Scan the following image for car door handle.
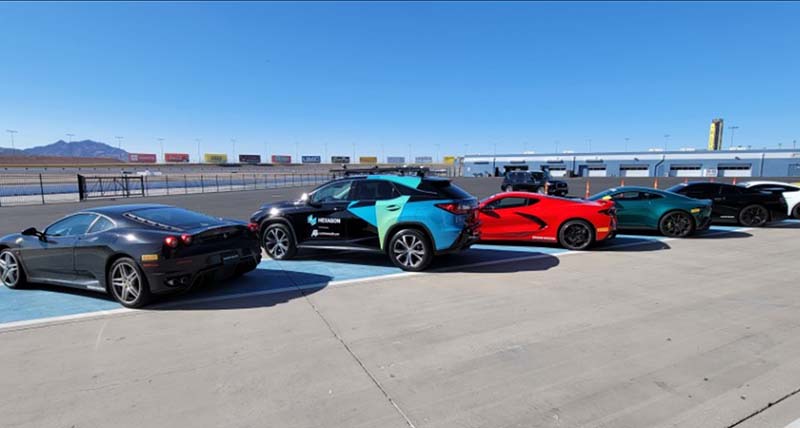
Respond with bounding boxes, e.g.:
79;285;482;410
386;205;401;212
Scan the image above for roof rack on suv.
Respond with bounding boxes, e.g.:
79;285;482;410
330;165;431;178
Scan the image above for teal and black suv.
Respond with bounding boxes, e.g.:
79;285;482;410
250;169;479;271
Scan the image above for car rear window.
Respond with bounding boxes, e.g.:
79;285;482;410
418;179;473;200
125;207;223;230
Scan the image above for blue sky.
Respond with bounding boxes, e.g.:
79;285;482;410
1;1;798;159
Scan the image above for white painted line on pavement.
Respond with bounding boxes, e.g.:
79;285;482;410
0;227;751;332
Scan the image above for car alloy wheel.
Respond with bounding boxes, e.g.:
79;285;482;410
393;234;425;268
559;220;593;251
0;250;21;288
389;229;432;271
793;204;800;219
110;261;142;306
739;204;769;227
660;211;694;238
263;224;295;260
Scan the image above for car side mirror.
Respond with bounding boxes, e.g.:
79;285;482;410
22;227;44;240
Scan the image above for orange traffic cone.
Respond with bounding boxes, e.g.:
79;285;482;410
732;177;737;185
653;177;659;189
584;180;591;198
684;177;688;184
620;178;625;187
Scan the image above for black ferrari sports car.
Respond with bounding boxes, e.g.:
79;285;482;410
666;182;787;227
0;204;261;308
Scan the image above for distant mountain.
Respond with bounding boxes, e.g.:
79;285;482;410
0;147;23;156
0;140;128;161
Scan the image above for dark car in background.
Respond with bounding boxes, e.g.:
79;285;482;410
251;174;479;271
666;182;787;227
0;204;261;308
501;170;569;196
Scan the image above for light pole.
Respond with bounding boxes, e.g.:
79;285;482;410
663;134;671;151
66;133;75;143
728;126;739;148
380;144;385;163
159;138;166;160
195;138;201;163
115;136;123;150
5;129;17;149
554;140;559;153
295;141;299;162
624;137;630;152
230;139;236;161
263;141;268;162
353;143;357;163
586;139;592;153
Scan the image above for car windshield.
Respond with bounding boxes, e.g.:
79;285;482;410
125;207;223;230
665;184;686;193
586;190;613;201
310;180;353;203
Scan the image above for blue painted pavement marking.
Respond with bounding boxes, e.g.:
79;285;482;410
0;224;754;325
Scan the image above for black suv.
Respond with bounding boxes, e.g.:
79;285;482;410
250;175;479;271
501;171;569;196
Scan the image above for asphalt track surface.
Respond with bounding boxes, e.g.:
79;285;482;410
2;180;800;427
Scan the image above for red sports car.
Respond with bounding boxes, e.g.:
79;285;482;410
477;192;617;250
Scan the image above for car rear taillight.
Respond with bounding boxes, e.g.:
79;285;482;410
164;236;179;248
180;234;193;245
435;202;474;215
248;222;259;234
598;208;616;216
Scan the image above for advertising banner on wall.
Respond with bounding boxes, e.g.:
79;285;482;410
164;153;190;163
386;156;405;164
271;155;292;164
331;156;351;164
128;153;157;163
301;155;321;164
415;156;433;164
204;153;228;164
359;156;378;164
443;156;456;164
239;154;262;164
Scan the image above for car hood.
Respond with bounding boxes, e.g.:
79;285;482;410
257;199;311;215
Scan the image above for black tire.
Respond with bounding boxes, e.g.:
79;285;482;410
658;211;695;238
234;260;259;278
0;249;26;289
108;257;151;308
388;229;433;272
558;220;595;251
262;223;297;260
500;185;508;192
738;204;769;227
792;204;800;219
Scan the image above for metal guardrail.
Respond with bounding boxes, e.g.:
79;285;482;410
0;172;337;207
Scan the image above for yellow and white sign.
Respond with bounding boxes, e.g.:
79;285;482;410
204;153;228;164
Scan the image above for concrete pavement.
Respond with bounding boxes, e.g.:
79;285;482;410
2;223;799;427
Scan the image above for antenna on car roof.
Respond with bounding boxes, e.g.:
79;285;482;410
329;165;431;178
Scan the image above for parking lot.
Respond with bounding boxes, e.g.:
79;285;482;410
1;183;799;428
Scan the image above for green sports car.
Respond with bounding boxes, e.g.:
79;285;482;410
588;186;713;237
